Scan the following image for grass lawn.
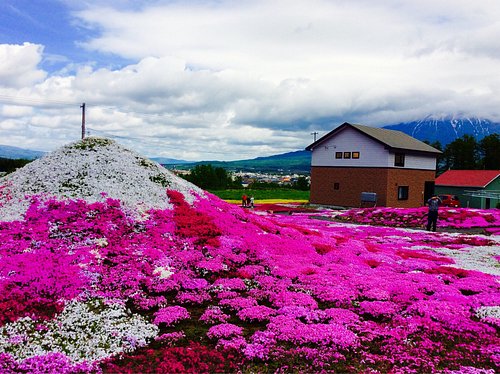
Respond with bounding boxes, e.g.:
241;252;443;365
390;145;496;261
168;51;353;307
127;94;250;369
208;189;310;203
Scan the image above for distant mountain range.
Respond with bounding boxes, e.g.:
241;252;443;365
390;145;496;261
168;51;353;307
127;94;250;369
2;116;498;173
382;116;499;146
0;145;46;160
165;150;311;174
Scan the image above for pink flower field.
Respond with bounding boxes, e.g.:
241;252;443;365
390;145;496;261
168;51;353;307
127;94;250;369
0;138;499;373
337;207;500;235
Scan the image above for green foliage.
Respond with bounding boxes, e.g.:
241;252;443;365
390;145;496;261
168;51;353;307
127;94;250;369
442;134;479;170
149;174;170;187
71;137;114;150
184;164;237;190
0;157;32;174
293;176;310;191
478;134;500;170
435;134;500;172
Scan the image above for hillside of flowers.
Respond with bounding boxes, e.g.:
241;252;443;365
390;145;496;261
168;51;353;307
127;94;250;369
0;138;499;373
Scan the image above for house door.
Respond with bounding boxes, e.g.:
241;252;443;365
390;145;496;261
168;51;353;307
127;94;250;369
424;181;435;205
485;198;491;209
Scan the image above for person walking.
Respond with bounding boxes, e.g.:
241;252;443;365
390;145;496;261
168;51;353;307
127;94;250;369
426;195;442;232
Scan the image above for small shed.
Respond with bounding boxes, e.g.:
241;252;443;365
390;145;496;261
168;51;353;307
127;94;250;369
434;170;500;209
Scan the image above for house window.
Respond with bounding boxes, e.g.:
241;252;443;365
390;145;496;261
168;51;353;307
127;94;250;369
343;152;351;159
395;153;405;167
335;152;342;159
334;182;340;190
398;186;409;200
352;152;360;159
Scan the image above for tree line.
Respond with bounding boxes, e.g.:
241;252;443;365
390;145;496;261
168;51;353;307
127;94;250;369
182;164;309;191
426;134;500;175
0;158;31;174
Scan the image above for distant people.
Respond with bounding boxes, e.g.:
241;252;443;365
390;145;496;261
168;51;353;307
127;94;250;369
242;194;247;207
426;195;442;232
250;196;254;208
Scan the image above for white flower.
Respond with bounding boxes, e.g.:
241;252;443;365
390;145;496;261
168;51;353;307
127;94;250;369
153;266;174;279
0;299;158;363
0;137;205;221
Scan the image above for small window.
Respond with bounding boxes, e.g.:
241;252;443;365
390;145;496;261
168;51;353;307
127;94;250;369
395;153;405;167
334;182;340;190
343;152;351;159
335;152;342;159
398;186;409;200
352;152;360;159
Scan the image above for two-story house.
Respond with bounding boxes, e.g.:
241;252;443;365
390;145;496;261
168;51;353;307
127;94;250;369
305;122;441;208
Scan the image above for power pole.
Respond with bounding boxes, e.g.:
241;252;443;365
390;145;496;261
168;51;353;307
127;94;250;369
80;103;86;139
310;131;318;142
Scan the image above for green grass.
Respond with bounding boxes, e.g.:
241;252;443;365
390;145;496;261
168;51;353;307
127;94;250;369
208;189;310;201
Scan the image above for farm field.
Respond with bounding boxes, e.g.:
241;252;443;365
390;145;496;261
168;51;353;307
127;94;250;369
209;188;309;202
0;138;499;373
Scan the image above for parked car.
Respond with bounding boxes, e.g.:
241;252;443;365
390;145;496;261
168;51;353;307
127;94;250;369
438;194;461;207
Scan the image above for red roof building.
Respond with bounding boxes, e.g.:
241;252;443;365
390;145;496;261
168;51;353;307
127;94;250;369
435;170;500;188
434;170;500;209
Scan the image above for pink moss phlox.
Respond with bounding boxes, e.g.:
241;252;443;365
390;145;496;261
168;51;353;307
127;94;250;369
267;315;358;348
199;306;230;324
0;352;99;374
244;330;277;360
237;305;276;322
153;305;190;326
167;189;221;247
338;206;500;229
155;331;186;345
207;323;244;339
270;290;318;309
219;296;258;311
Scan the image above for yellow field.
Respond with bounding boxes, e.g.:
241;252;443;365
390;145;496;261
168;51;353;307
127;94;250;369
224;199;309;204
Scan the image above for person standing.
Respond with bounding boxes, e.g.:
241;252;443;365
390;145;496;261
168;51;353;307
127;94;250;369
426;195;442;232
242;194;247;207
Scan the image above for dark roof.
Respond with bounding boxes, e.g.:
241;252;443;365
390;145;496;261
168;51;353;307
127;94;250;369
305;122;442;154
435;170;500;188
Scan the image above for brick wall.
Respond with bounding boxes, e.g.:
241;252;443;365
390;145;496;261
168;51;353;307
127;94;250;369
310;167;435;208
386;168;436;207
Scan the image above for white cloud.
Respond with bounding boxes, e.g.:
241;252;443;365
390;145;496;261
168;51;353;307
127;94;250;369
0;0;500;160
0;43;47;88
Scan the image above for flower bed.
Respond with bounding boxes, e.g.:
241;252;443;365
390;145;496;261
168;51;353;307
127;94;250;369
337;206;500;231
0;190;499;372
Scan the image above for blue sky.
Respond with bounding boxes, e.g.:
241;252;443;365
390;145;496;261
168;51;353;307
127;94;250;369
1;0;500;160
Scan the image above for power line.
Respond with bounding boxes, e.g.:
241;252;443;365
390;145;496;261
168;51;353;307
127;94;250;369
0;94;78;107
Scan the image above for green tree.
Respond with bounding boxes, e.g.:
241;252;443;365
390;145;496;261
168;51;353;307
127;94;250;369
185;164;233;190
478;134;500;169
0;158;32;174
293;176;310;191
442;135;479;170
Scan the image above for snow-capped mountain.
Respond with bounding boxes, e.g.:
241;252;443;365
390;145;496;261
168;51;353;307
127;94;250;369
383;116;499;146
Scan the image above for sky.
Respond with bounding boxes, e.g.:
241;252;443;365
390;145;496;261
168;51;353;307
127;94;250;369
0;0;500;161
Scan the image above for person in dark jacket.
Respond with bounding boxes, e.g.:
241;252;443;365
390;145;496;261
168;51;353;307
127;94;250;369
426;195;442;232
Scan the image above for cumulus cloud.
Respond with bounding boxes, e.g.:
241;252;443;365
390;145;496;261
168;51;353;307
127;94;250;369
0;0;500;160
0;43;47;88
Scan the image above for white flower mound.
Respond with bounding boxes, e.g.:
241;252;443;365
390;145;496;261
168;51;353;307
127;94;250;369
0;137;203;220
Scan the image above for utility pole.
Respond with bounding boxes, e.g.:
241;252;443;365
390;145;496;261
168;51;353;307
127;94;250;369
80;102;86;139
310;131;318;142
